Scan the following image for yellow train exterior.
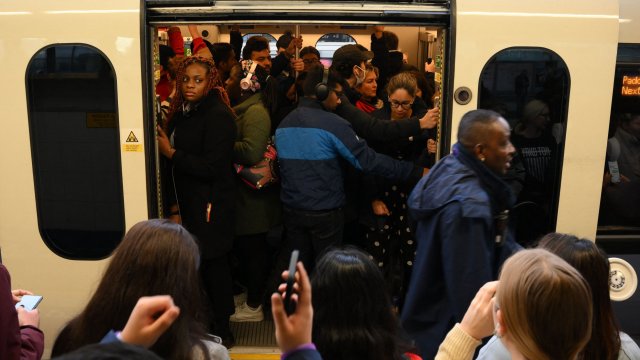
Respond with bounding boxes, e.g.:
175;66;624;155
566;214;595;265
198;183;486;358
0;0;638;358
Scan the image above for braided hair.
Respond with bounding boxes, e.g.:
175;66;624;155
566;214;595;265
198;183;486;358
165;56;234;130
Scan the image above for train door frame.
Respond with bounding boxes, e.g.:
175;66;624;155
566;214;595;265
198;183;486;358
142;0;454;219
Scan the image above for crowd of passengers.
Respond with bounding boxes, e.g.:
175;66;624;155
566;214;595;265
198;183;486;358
4;225;640;359
154;24;441;342
2;24;640;360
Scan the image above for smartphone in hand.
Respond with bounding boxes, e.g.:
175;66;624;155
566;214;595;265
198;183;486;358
16;295;43;311
283;250;299;315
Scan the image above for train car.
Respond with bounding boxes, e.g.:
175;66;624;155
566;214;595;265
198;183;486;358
0;0;638;358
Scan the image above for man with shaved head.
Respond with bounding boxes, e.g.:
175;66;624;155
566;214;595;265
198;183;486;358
401;109;521;359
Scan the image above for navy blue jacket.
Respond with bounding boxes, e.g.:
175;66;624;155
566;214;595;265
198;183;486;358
400;143;520;359
275;97;420;211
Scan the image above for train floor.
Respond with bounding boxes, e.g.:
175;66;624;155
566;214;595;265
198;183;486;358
229;319;279;360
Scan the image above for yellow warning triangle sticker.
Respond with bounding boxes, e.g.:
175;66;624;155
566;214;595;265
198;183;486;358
126;131;139;143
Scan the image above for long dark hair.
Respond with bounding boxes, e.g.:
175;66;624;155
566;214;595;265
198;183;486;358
408;70;435;108
55;219;210;360
311;247;406;360
538;233;621;360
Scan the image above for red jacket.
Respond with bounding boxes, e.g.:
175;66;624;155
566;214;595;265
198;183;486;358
0;264;44;360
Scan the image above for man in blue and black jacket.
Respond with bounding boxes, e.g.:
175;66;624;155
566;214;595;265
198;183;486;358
275;64;425;269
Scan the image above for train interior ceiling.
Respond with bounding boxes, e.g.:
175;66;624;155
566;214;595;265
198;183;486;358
154;24;441;67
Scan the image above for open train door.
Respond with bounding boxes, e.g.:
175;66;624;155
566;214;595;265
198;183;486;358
143;0;452;353
143;0;453;220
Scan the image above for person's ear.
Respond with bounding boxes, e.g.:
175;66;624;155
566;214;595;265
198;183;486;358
474;143;486;162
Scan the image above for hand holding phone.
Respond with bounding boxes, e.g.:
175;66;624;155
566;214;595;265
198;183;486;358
283;250;299;315
271;260;313;354
16;306;40;328
11;289;33;304
15;295;43;311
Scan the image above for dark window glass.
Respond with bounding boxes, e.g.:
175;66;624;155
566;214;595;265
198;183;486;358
241;33;278;59
26;45;125;259
479;48;570;247
598;44;640;237
315;33;357;67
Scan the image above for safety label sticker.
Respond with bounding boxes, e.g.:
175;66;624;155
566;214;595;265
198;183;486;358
121;128;143;152
86;112;117;128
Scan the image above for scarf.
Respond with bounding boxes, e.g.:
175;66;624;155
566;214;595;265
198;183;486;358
355;98;378;113
452;143;516;214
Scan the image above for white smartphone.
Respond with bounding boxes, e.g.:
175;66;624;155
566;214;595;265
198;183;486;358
15;295;43;311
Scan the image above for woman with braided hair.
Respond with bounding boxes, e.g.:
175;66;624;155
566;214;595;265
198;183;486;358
157;55;238;347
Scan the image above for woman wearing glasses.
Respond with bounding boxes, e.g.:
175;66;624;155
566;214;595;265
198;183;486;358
361;72;434;309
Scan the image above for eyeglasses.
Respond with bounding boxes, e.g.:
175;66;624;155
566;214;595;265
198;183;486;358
389;100;413;110
332;89;344;98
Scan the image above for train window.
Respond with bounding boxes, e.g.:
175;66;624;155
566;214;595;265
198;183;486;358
479;48;570;247
597;44;640;239
316;33;357;67
26;44;125;260
241;33;278;58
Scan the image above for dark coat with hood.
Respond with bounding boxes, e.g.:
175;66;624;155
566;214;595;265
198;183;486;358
400;143;520;359
168;90;237;259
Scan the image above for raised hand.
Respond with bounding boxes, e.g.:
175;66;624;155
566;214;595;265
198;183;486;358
120;295;181;348
271;262;313;354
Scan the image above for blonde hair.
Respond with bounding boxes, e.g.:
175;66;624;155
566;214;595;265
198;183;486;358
365;64;379;78
355;64;379;89
497;249;592;360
